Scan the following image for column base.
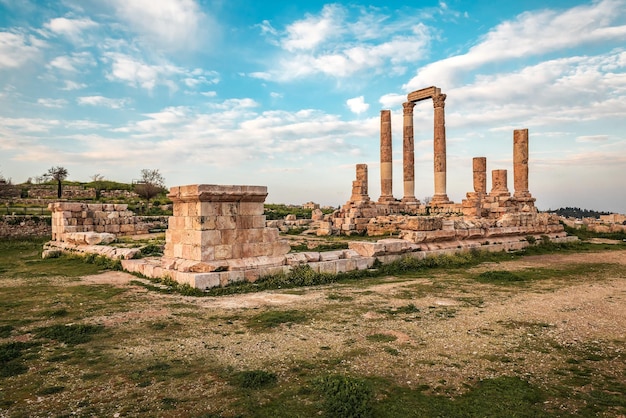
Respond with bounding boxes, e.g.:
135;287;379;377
430;194;450;204
378;195;396;203
401;196;420;204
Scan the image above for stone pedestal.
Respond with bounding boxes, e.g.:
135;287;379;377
431;94;450;204
379;110;395;202
402;102;418;203
164;185;290;265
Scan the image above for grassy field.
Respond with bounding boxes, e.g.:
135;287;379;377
0;238;625;417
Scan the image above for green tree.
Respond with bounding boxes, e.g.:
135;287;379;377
44;166;69;199
134;169;166;212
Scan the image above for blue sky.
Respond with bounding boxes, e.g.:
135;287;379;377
0;0;625;212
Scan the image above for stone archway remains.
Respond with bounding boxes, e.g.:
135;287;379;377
403;86;451;205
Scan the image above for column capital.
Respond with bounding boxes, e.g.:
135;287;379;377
433;93;446;109
402;101;416;115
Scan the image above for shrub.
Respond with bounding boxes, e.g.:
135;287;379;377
233;370;277;389
314;374;373;418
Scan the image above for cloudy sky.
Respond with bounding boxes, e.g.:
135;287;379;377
0;0;625;212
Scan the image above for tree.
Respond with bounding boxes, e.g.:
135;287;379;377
90;173;105;200
134;169;166;212
44;166;69;199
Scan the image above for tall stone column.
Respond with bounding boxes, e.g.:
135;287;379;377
431;94;449;204
473;157;487;194
402;102;418;203
513;129;531;199
379;109;394;202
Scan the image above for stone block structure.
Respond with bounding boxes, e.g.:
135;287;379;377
48;202;163;242
162;185;290;271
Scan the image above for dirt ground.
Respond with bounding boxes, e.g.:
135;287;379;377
80;250;626;396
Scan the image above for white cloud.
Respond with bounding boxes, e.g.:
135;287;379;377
404;0;626;90
200;91;217;97
282;4;344;51
255;5;432;81
346;96;369;114
379;93;407;108
44;17;97;42
37;98;67;108
61;80;87;90
48;52;96;72
103;52;217;91
576;135;610;143
0;31;45;68
77;95;128;109
107;0;214;52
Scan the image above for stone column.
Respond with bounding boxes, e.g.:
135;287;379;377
350;164;370;202
490;169;510;196
513;129;531;199
402;102;418;203
379;109;394;202
473;157;487;194
431;94;449;204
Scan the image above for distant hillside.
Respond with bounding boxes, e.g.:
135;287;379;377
546;207;611;219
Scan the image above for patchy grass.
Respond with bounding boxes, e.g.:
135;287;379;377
366;333;398;343
232;370;277;389
34;324;105;345
246;310;308;330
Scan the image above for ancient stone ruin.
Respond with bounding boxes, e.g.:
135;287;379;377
43;86;572;289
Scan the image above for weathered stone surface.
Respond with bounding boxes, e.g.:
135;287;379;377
379;110;394;202
402;101;418;203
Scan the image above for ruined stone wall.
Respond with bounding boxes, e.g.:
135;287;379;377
48;202;167;242
0;216;51;238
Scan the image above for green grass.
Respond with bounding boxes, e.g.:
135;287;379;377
232;370;277;389
246;310;308;330
34;324;105;345
366;333;398;343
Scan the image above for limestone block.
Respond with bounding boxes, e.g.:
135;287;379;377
216;216;236;230
335;259;352;273
191;273;220;289
200;230;222;247
285;253;308;265
342;249;361;259
272;241;291;256
219;271;245;287
214;244;233;260
119;224;135;233
236;215;266;229
114;204;128;211
239;202;264;216
262;228;280;242
201;246;215;261
220;202;238;216
317;261;338;274
301;252;320;262
379;238;411;254
319;250;344;261
103;204;115;211
354;257;376;270
349;241;385;257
